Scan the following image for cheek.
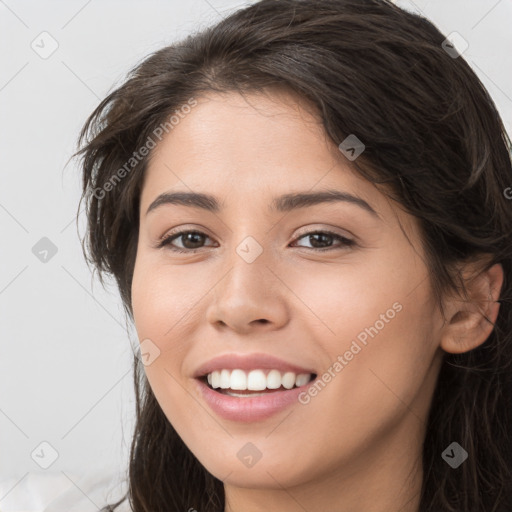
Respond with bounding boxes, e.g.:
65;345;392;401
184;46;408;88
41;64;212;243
131;259;206;435
130;258;191;393
314;282;440;440
281;258;405;346
131;254;207;343
295;261;439;429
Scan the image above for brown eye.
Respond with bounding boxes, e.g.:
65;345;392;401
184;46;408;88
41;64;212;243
292;231;354;251
158;230;214;253
157;229;355;254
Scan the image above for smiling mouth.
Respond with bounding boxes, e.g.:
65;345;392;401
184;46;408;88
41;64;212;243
199;369;317;397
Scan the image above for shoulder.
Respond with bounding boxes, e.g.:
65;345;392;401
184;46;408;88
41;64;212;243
0;469;130;512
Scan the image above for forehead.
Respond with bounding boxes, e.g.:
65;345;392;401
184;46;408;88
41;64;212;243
141;90;379;209
138;90;425;257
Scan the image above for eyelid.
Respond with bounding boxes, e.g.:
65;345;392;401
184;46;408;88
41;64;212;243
157;224;354;243
155;224;356;254
155;224;215;245
293;224;354;241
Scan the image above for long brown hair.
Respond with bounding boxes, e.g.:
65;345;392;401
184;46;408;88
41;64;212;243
75;1;512;510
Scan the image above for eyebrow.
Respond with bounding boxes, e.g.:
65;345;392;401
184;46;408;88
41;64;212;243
146;189;379;218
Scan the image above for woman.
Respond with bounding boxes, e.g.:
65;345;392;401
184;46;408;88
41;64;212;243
75;0;512;510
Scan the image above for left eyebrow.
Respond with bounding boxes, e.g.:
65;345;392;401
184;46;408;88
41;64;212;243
146;191;220;216
145;189;380;219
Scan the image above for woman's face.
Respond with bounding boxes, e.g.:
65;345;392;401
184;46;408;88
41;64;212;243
131;90;445;491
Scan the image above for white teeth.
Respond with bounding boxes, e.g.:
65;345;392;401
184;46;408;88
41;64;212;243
211;371;220;389
247;369;267;391
281;372;296;390
206;369;313;391
266;369;282;389
230;369;247;390
295;373;311;387
219;369;231;389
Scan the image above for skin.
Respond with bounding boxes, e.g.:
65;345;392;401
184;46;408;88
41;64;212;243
130;89;503;512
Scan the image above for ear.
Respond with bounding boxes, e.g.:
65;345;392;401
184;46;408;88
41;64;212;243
440;261;504;354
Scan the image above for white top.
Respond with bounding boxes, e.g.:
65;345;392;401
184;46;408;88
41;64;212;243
0;469;132;512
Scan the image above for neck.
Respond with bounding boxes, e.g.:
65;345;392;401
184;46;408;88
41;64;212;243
224;414;425;512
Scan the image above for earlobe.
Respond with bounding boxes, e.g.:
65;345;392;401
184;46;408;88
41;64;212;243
440;262;504;355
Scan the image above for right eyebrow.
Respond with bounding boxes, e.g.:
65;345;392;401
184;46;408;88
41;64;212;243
270;190;380;218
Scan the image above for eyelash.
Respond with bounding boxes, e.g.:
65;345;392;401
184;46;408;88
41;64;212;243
156;229;355;253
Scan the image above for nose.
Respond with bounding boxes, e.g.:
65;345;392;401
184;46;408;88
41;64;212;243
205;251;290;335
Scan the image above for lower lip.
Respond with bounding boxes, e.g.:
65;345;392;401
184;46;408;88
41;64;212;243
195;378;314;422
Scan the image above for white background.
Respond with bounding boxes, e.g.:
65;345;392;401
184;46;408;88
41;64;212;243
0;0;511;509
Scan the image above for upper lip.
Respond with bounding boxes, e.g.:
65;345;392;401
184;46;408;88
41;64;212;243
193;353;317;378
